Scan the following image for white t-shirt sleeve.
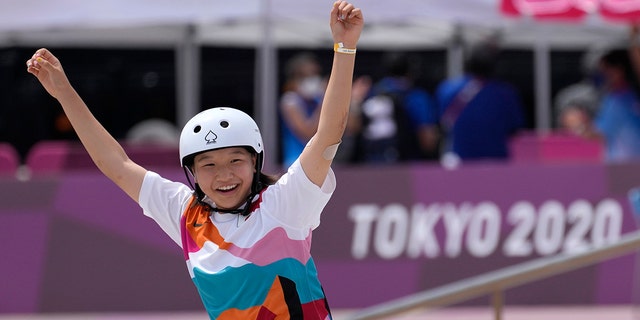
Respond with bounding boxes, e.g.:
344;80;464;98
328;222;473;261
261;159;336;230
138;171;193;247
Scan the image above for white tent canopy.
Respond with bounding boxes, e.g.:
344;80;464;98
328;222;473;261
1;0;631;49
2;0;633;165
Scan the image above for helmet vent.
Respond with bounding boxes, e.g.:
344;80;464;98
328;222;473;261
193;125;202;133
220;120;229;128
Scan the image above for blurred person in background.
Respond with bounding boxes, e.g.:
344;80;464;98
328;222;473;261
279;51;366;167
554;46;604;139
334;73;371;164
355;52;439;164
279;52;324;168
436;38;525;162
556;102;599;139
593;44;640;162
125;118;180;147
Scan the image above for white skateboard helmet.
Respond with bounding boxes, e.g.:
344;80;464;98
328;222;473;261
179;107;264;169
179;107;265;215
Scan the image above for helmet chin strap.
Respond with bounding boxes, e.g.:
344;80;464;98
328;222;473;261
228;169;263;216
194;183;255;216
212;203;249;215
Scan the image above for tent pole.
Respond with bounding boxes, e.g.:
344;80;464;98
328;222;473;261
447;23;464;78
175;24;200;127
533;39;551;132
255;0;278;170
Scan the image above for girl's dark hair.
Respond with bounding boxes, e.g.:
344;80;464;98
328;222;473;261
259;172;280;187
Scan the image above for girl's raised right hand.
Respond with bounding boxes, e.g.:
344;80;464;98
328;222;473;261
26;48;72;99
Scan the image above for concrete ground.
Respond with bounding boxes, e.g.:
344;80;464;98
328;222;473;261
0;306;639;320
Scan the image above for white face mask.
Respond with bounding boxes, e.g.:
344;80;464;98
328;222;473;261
298;76;323;99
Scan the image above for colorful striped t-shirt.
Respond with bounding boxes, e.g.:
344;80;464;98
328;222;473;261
138;160;336;319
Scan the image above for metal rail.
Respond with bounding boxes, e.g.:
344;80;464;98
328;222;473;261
350;230;640;320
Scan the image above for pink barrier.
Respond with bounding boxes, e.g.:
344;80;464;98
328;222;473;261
25;141;74;174
25;140;179;175
0;142;20;176
510;131;604;163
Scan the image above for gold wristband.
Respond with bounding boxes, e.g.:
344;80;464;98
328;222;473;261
334;42;357;54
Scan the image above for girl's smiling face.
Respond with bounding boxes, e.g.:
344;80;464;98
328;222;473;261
193;147;256;210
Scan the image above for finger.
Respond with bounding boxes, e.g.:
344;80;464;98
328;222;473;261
348;7;362;20
342;3;354;13
338;2;350;20
34;48;60;67
36;48;55;61
26;61;40;76
28;49;46;68
330;1;340;24
344;5;358;22
34;56;53;71
26;55;40;69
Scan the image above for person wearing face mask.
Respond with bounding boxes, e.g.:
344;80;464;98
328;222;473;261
279;52;325;168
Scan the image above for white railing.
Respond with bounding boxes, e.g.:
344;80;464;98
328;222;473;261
349;230;640;320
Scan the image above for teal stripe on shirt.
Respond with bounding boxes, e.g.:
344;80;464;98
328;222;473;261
192;257;324;317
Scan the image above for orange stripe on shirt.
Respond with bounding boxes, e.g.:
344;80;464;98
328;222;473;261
183;197;233;251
